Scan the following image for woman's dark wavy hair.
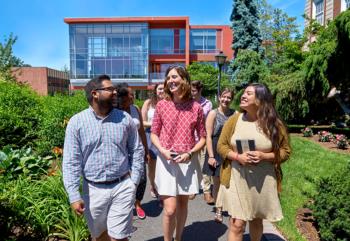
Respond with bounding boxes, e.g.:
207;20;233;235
114;82;129;110
150;83;162;107
163;66;192;101
248;83;286;153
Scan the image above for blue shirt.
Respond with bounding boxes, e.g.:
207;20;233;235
62;106;145;203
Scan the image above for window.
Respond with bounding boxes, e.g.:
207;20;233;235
341;0;350;11
190;29;217;53
69;23;148;80
313;0;324;25
150;29;174;54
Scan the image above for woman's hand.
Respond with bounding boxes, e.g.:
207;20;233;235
173;153;191;163
144;153;151;164
208;157;218;167
236;153;253;166
160;148;173;160
246;151;265;163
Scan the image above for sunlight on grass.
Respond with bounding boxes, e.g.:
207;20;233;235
276;137;350;241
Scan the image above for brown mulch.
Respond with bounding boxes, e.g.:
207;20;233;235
291;133;350;155
296;208;320;241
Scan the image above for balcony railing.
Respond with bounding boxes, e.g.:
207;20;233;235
190;49;221;54
149;72;166;82
150;49;185;55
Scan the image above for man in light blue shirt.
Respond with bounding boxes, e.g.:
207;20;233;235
63;75;144;241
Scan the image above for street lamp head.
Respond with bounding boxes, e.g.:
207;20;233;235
215;51;227;67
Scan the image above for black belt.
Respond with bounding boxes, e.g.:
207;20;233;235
85;172;130;185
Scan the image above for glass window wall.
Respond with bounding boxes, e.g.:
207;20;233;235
69;23;149;80
150;29;174;54
190;29;217;53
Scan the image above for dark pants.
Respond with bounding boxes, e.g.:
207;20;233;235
136;164;147;201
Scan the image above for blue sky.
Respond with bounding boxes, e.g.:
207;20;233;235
0;0;305;70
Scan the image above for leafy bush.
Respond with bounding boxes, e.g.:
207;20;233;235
301;127;313;137
0;171;89;241
134;99;145;109
311;162;350;241
0;146;53;180
36;91;87;155
318;131;334;142
333;134;349;149
0;82;42;148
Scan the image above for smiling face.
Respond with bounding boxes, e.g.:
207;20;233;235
156;84;164;100
163;66;191;101
240;86;258;111
219;91;233;108
166;68;183;95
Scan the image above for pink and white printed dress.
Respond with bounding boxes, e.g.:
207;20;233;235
151;99;206;196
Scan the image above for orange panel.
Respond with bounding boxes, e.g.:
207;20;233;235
64;16;189;25
149;55;186;62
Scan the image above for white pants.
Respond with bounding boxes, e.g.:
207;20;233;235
82;177;136;239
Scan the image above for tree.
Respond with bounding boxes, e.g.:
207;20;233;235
230;49;269;87
187;62;231;97
0;33;25;82
301;10;350;122
230;0;263;55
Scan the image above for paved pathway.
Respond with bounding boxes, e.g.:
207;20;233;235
130;185;286;241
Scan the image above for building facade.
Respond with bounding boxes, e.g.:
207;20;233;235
64;17;233;89
305;0;350;26
12;67;70;95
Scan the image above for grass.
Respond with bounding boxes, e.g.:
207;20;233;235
276;136;350;241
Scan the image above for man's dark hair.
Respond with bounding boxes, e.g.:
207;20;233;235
85;75;111;104
191;80;203;91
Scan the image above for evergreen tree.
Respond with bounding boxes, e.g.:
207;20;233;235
0;33;25;82
230;0;263;55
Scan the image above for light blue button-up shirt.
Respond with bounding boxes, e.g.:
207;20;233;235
62;107;144;204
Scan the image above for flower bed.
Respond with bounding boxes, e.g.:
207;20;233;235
301;127;313;137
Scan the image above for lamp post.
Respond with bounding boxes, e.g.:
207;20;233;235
215;51;227;98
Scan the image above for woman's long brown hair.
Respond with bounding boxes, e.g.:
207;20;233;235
249;83;286;154
150;83;162;107
163;65;192;101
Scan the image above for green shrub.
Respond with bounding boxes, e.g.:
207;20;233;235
0;146;53;180
134;99;145;109
36;91;87;155
0;82;42;148
311;162;350;241
0;171;89;241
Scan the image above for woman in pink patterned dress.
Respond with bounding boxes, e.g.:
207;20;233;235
151;66;206;241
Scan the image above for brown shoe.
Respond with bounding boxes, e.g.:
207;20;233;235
189;194;196;200
204;192;215;205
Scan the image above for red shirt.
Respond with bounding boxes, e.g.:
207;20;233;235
151;99;206;152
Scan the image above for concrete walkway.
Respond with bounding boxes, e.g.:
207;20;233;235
130;185;286;241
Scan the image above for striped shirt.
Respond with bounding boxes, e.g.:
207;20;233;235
62;106;144;204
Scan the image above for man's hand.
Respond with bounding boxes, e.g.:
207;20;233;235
71;200;85;215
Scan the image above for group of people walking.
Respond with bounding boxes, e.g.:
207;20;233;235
62;65;291;241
